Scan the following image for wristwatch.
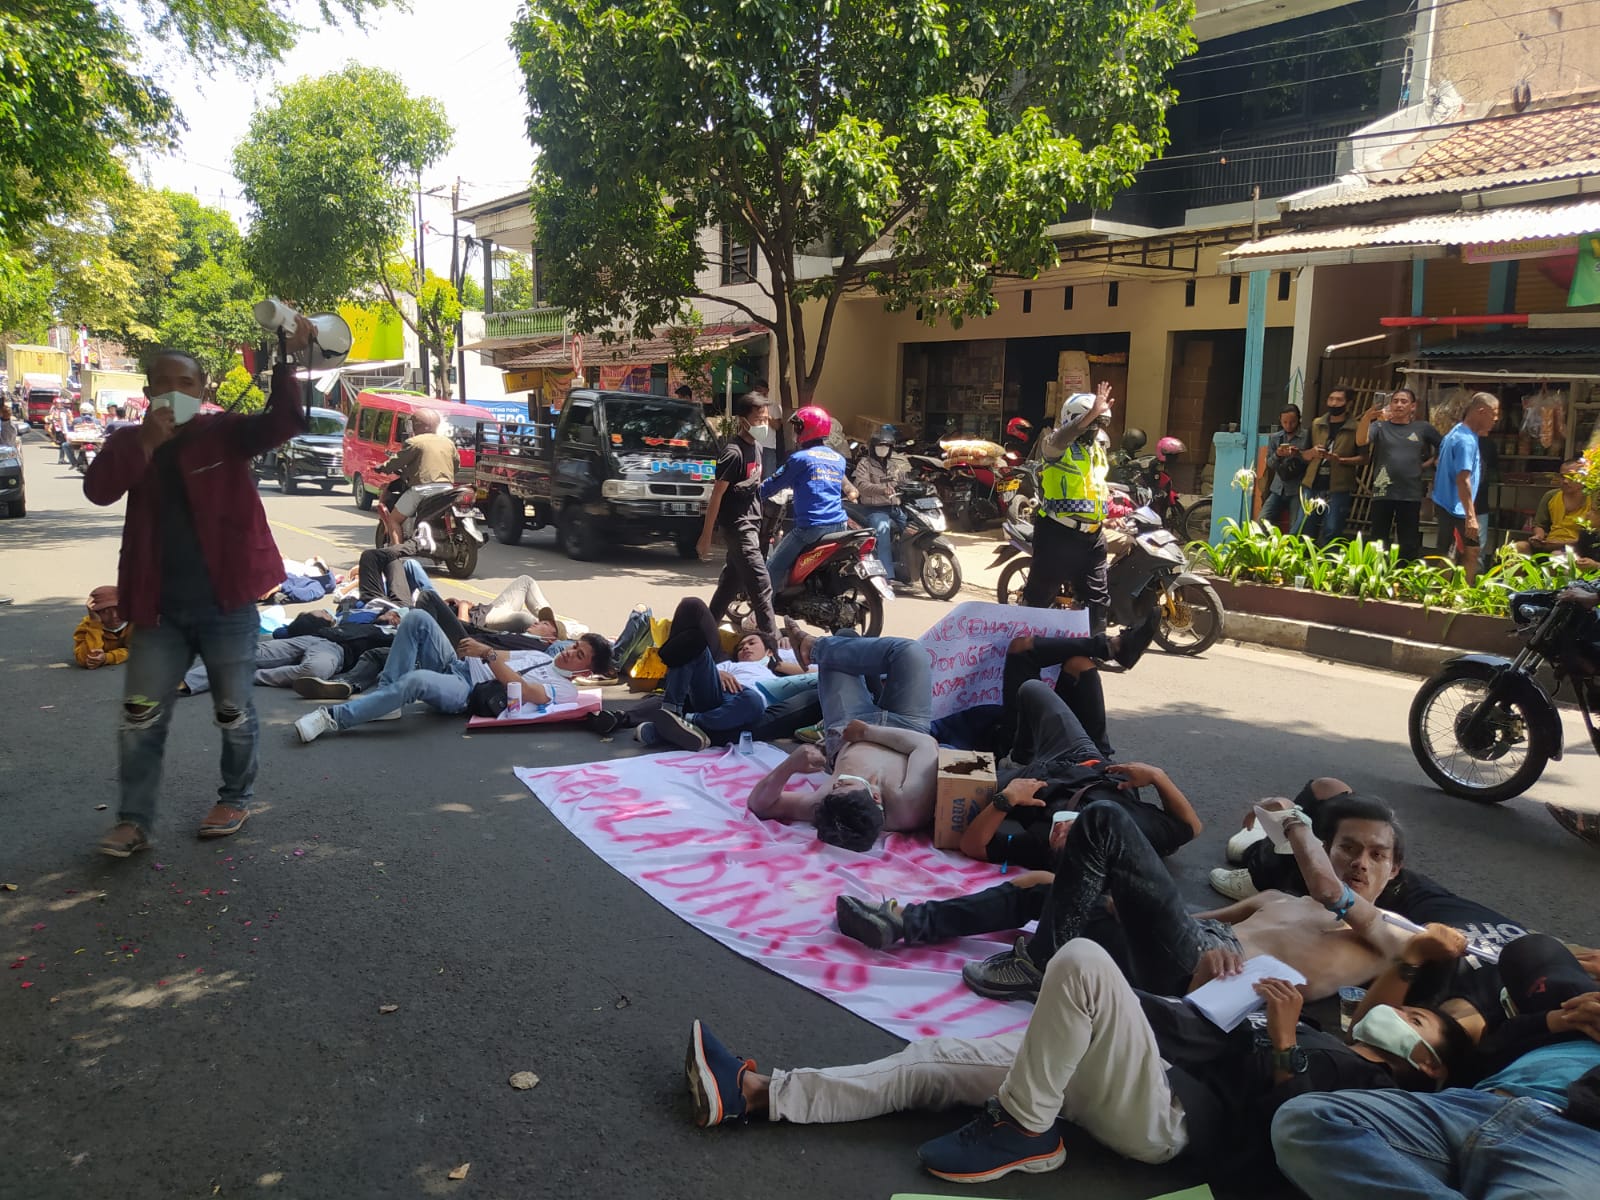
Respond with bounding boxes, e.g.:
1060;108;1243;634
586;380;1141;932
992;790;1012;813
1272;1045;1309;1075
483;649;499;665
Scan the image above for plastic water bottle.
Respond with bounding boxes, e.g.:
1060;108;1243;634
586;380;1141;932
738;731;754;755
506;681;522;713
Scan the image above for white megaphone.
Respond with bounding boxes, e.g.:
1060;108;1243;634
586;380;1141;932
253;299;354;370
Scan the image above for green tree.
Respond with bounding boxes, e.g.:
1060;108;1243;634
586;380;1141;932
493;250;537;311
513;0;1192;408
147;193;261;377
215;361;265;412
31;181;177;339
377;266;462;397
1;0;397;246
234;66;452;308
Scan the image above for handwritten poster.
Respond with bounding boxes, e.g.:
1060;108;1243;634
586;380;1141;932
916;601;1090;719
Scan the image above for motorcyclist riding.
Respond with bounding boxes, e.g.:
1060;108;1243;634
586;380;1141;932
378;408;458;547
1028;383;1114;632
849;427;905;582
760;404;857;588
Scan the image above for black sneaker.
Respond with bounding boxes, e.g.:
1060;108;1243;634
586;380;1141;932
654;709;710;752
587;709;625;735
961;937;1044;1002
293;676;353;701
835;895;905;950
1112;614;1158;670
917;1097;1066;1182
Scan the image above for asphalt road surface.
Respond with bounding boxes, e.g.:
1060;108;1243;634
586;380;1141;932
3;433;1597;1200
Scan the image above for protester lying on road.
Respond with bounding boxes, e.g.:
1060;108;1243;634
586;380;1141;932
993;619;1156;759
748;631;937;851
686;933;1471;1188
439;574;588;639
1272;936;1600;1200
74;586;132;669
631;597;814;751
352;541;433;604
293;608;610;740
955;677;1200;871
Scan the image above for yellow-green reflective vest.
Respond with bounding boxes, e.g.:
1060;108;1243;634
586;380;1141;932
1039;438;1108;526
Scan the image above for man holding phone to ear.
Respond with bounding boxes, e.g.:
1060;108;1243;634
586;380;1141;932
85;338;309;857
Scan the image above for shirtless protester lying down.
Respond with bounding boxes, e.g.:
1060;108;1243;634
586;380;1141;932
747;633;938;851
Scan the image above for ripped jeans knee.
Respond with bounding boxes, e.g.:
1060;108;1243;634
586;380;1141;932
122;696;162;728
213;704;249;730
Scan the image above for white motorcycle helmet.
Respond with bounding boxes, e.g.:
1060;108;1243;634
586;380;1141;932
1059;392;1098;424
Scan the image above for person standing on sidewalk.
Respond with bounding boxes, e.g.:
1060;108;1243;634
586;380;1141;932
697;391;776;638
1260;405;1311;533
1431;392;1499;585
1027;383;1114;632
1356;388;1440;560
85;343;308;857
1303;391;1363;544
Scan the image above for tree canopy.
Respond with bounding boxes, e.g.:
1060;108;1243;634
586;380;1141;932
513;0;1194;405
1;0;397;247
234;66;452;308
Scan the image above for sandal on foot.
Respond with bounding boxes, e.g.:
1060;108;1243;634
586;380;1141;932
97;823;152;858
198;805;250;839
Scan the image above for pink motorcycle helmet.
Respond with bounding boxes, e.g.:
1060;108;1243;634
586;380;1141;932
790;405;832;444
1156;435;1185;459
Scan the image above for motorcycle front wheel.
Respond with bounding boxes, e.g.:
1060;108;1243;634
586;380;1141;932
1408;668;1551;803
1152;580;1224;656
920;547;962;600
996;558;1029;606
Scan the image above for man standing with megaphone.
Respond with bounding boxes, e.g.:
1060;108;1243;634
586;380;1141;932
84;314;314;858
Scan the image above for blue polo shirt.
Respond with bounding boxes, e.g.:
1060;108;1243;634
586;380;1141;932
761;444;847;527
1430;422;1481;517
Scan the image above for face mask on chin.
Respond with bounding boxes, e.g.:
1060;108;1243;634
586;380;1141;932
149;391;203;425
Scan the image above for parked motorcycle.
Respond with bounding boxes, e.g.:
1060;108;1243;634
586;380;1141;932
1107;431;1213;544
1409;588;1600;805
990;503;1225;656
728;518;889;636
374;478;485;579
845;477;963;600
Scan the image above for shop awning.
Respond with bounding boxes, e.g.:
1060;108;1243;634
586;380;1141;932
1219;199;1600;272
498;324;767;371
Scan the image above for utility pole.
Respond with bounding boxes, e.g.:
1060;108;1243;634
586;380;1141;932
451;177;464;401
415;170;431;395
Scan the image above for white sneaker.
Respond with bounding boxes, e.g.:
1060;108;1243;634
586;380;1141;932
416;522;437;553
295;708;339;743
1209;867;1259;902
1226;825;1269;864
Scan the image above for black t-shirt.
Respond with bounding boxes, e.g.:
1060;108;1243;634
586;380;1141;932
984;781;1194;871
155;439;217;615
714;437;762;528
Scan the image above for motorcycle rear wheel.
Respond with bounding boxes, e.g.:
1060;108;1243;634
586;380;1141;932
1153;580;1224;656
1408;669;1551;803
996;559;1029;606
837;583;885;637
1182;499;1214;544
443;537;479;579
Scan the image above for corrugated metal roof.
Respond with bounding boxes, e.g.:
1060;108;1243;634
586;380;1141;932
1417;337;1600;359
1397;104;1600;185
1286;161;1600;211
1229;199;1600;257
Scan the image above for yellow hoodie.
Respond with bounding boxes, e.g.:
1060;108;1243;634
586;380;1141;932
74;614;133;667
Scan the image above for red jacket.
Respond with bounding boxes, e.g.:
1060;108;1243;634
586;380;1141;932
84;368;307;627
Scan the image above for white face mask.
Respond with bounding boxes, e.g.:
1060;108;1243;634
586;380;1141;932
873;443;892;460
1352;1005;1440;1072
749;422;776;449
149;391;203;425
836;773;882;807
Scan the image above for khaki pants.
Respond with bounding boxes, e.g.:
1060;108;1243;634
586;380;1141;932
768;940;1189;1165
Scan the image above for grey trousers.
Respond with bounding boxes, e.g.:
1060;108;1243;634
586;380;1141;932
183;635;344;696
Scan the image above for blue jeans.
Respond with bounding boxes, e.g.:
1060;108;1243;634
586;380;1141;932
664;647;767;734
120;604;261;830
859;506;904;579
1260;488;1303;534
329;609;471;728
1272;1089;1600;1199
814;634;931;762
767;522;848;589
1307;489;1353;545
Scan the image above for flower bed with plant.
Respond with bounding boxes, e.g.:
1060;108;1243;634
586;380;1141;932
1191;522;1592;618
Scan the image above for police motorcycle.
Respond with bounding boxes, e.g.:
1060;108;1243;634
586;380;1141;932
992;481;1225;656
